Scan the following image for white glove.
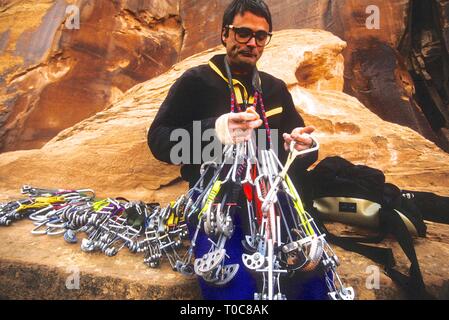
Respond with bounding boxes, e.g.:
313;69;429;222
215;107;263;145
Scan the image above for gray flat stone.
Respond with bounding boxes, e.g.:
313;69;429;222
0;219;201;300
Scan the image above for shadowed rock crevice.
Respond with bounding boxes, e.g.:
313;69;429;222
399;0;449;151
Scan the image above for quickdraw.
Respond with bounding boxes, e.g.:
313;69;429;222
0;140;354;300
0;187;189;269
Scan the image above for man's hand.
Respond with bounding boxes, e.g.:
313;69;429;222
215;107;263;145
283;126;315;152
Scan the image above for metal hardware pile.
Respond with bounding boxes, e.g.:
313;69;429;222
173;138;354;300
0;137;354;300
0;186;189;270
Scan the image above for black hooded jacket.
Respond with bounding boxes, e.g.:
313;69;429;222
148;54;317;193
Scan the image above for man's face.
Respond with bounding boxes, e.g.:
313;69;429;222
222;11;270;72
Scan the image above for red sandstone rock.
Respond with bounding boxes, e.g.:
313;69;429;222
2;0;447;154
0;0;182;152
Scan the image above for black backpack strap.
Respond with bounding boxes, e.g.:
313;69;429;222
402;190;449;225
307;157;437;298
314;207;434;299
381;207;434;299
315;217;396;272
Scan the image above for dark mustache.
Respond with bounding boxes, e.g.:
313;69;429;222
238;50;255;55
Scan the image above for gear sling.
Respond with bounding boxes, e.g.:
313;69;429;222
187;57;343;300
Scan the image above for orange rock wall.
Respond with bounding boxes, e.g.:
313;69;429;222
0;0;182;152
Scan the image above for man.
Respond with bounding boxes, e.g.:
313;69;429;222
148;0;322;299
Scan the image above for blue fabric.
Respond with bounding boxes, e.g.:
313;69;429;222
188;212;257;300
187;207;330;300
281;271;331;300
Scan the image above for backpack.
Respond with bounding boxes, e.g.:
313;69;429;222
307;156;448;299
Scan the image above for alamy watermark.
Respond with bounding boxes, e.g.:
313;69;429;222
169;121;279;165
65;265;80;290
65;5;80;30
366;5;380;30
365;265;380;290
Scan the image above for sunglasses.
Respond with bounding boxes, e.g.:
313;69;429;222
226;25;272;47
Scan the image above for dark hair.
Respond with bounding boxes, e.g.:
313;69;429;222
221;0;272;45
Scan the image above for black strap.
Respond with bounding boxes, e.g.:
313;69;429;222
315;207;434;299
402;190;449;224
317;220;396;270
382;208;432;299
224;56;238;98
